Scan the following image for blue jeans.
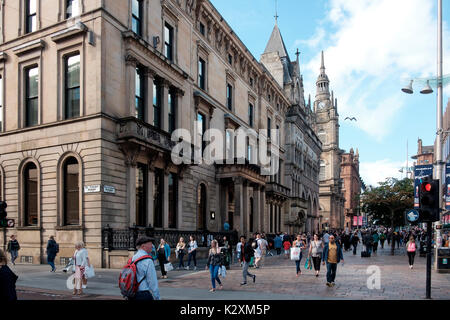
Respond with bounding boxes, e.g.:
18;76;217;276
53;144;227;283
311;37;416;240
10;250;18;264
209;264;222;289
187;250;197;267
326;262;337;283
47;255;56;271
132;291;154;301
294;252;303;274
178;252;185;268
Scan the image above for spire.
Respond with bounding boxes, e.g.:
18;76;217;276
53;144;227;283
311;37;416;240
320;50;325;74
308;94;311;107
263;24;289;58
274;0;279;25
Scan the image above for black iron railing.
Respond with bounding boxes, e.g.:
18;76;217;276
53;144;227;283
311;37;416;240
102;225;239;251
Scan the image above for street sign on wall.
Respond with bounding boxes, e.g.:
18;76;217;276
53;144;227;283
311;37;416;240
414;165;433;208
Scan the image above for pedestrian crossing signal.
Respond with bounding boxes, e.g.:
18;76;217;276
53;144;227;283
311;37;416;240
418;178;440;222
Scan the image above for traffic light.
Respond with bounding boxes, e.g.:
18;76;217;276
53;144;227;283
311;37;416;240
0;201;7;227
418;178;440;222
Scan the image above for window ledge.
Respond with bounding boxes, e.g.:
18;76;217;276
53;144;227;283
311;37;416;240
51;22;88;43
13;39;45;56
55;225;84;231
15;226;41;231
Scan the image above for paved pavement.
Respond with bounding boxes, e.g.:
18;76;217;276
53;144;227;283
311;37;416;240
10;245;450;300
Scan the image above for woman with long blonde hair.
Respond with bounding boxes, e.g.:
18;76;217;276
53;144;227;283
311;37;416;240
205;239;223;292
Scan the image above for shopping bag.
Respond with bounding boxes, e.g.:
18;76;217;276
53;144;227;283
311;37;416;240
304;257;310;269
85;265;95;278
164;262;174;272
219;265;227;278
290;247;301;261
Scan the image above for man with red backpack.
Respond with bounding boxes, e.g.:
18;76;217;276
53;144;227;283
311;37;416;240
119;236;161;300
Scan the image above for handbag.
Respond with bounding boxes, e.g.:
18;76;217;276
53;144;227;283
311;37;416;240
290;247;301;261
164;262;174;272
85;265;95;278
304;257;312;270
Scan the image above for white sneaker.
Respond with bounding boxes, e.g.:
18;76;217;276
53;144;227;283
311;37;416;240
82;285;87;289
185;266;189;270
194;266;197;270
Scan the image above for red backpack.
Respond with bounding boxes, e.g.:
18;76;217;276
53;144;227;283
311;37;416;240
118;255;152;299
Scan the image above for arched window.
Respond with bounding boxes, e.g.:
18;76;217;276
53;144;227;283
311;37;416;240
63;157;79;225
24;162;38;226
197;183;207;230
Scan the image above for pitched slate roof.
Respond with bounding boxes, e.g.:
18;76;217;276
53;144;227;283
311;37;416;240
264;24;290;60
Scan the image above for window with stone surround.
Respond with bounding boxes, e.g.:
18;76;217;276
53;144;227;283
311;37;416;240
65;54;81;120
131;0;143;36
164;23;174;62
153;79;162;129
168;173;178;229
24;162;38;226
198;57;206;90
63;157;79;225
226;83;233;111
66;0;80;19
136;163;148;227
25;66;39;127
168;89;176;134
135;66;145;121
154;168;164;228
25;0;37;34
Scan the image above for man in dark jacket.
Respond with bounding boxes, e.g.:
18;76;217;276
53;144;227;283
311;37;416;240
0;249;18;301
322;235;344;287
240;236;256;285
46;236;59;272
6;235;20;265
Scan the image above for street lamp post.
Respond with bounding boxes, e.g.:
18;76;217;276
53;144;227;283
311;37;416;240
401;0;447;299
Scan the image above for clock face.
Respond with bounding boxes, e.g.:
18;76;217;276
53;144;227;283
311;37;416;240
318;101;326;110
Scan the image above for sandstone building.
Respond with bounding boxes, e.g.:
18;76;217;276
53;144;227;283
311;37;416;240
0;0;340;267
340;148;362;229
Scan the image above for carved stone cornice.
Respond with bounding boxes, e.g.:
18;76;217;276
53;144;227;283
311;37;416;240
125;54;139;67
119;144;141;167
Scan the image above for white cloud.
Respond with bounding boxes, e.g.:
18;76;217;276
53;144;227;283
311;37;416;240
294;27;325;49
302;0;450;140
360;159;409;187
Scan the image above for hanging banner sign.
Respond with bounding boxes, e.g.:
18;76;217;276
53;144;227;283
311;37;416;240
358;216;363;226
446;163;450;210
353;216;358;226
414;165;433;208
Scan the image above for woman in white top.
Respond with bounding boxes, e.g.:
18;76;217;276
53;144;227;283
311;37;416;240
185;235;198;270
308;234;324;277
72;241;90;295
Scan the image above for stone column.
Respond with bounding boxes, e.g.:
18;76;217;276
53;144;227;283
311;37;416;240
175;88;184;130
253;185;261;233
260;186;266;232
162;80;171;132
163;168;170;229
145;69;156;125
177;177;183;229
233;177;244;234
125;55;138;117
242;181;248;236
147;163;155;227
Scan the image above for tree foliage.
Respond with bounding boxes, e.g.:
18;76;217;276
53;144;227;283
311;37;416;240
361;177;414;227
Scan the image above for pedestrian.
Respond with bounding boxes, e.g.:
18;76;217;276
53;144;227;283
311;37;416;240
222;236;231;267
46;235;59;272
363;232;373;255
240;236;256;286
372;231;379;254
254;234;262;268
395;232;401;249
224;220;230;231
322;235;344;287
308;234;324;277
157;238;171;279
406;236;418;269
351;231;359;255
72;241;90;295
6;235;20;265
128;236;160;300
283;238;291;258
274;233;282;255
323;231;330;246
293;234;306;277
175;237;186;270
0;249;17;301
258;234;269;265
236;236;244;266
186;235;198;270
206;239;223;292
380;232;386;249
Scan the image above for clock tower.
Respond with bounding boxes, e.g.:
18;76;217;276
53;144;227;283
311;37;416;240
314;51;345;230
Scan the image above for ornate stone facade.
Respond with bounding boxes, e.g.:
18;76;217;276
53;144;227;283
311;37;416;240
340;148;361;229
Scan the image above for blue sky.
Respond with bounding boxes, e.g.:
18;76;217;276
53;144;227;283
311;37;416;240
211;0;450;186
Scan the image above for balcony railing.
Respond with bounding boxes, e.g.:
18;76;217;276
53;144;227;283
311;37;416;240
102;226;239;251
266;182;290;198
117;117;175;152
